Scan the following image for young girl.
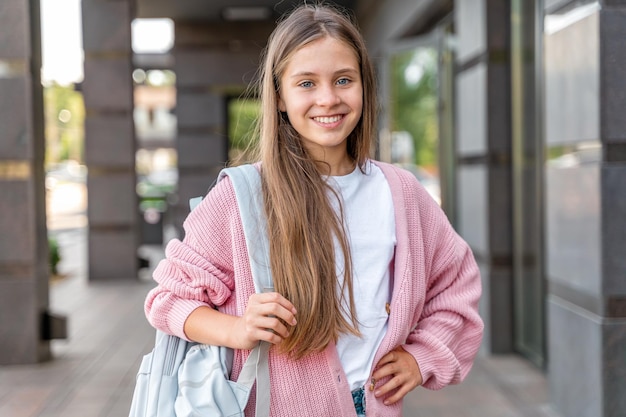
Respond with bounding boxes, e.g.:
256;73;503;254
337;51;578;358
145;4;483;417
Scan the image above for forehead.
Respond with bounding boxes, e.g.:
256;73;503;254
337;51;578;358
283;36;359;75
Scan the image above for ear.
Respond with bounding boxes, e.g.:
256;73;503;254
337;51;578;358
277;95;286;112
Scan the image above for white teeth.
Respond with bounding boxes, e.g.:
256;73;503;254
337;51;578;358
314;115;342;124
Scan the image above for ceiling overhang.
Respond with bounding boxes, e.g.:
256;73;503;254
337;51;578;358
136;0;356;22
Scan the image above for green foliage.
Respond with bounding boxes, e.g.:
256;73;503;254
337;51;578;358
48;236;61;276
228;98;261;162
44;83;85;166
390;48;439;169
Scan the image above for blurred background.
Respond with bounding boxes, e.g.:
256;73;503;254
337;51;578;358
1;1;625;416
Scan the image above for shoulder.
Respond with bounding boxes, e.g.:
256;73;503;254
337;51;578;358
369;160;426;199
370;160;419;184
369;160;449;235
204;162;261;208
184;174;239;231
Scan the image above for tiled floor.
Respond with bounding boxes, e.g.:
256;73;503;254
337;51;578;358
404;354;562;417
0;274;156;417
0;235;563;417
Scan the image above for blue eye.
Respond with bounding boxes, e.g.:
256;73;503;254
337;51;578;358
299;81;313;88
337;78;350;86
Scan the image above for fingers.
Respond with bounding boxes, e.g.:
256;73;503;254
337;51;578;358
240;318;289;345
373;375;416;405
371;347;423;405
248;292;297;327
373;349;397;368
250;314;292;340
240;292;297;346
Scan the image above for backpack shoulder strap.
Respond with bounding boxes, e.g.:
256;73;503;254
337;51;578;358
217;164;272;293
217;164;271;417
189;165;271;293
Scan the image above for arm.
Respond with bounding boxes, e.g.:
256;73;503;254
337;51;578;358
144;177;297;348
184;293;297;350
403;225;483;390
372;229;482;403
369;166;483;402
372;224;482;405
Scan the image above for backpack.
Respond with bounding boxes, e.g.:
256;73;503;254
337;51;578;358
129;164;271;417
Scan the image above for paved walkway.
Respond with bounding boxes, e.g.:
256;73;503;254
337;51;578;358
0;228;563;417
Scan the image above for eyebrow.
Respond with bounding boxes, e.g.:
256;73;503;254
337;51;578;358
289;68;359;78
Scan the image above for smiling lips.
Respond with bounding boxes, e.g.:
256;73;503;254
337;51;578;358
313;115;344;124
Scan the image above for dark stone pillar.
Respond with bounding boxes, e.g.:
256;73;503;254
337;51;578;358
544;2;626;416
81;0;139;280
0;0;62;364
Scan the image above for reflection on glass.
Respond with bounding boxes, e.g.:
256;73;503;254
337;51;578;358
385;47;441;205
544;2;599;35
546;141;601;168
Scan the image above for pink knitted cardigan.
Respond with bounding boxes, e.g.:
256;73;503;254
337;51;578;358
145;160;483;417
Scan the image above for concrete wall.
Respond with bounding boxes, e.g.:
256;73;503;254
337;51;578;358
544;3;626;416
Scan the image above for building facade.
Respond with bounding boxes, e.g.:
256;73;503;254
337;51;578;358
1;0;625;416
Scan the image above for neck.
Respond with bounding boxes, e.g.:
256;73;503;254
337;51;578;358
306;145;354;176
313;156;355;176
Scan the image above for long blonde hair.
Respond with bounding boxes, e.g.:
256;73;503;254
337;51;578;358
254;3;377;358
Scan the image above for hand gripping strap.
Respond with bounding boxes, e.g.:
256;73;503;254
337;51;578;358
218;165;271;417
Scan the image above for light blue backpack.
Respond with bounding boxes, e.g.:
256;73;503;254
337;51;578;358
129;165;271;417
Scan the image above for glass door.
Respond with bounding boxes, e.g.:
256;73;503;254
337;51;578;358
511;0;546;368
380;34;443;212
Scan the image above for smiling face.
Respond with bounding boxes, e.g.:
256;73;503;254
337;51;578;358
278;36;363;173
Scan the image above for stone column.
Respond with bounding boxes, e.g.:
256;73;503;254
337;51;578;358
81;0;138;280
599;6;626;410
0;0;64;364
172;22;272;234
454;0;513;353
544;3;626;416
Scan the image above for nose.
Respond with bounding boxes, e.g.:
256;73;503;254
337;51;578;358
316;84;341;107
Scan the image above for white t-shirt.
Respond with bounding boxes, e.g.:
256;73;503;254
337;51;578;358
327;161;396;390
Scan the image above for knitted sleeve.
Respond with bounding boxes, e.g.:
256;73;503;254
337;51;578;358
144;177;241;340
399;172;484;390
